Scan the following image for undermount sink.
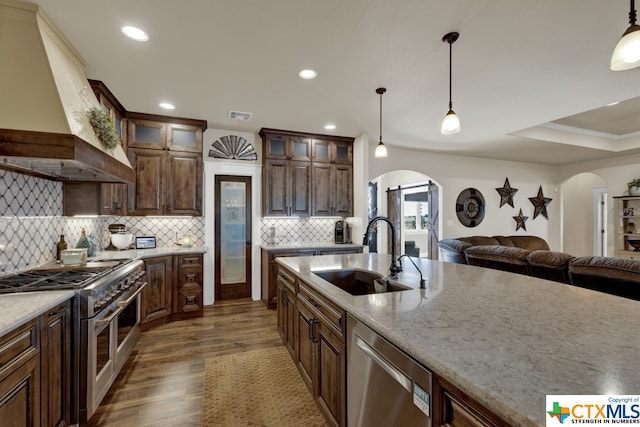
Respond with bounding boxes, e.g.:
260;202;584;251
312;269;411;295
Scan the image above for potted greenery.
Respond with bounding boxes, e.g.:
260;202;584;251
628;178;640;196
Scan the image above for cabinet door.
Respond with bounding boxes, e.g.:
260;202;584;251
332;164;353;217
167;124;202;153
295;299;317;393
317;322;345;427
128;119;166;150
290;161;311;216
312;163;333;216
311;139;332;163
128;148;165;216
0;355;40;427
167;152;202;215
142;256;172;324
263;133;290;160
264;159;289;216
100;183;126;215
41;301;72;427
175;255;203;316
332;141;353;165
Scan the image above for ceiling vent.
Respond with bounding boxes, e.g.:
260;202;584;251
228;110;253;121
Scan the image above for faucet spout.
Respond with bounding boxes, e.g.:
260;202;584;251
363;216;402;277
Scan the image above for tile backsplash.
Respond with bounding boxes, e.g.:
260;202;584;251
0;170;204;274
261;217;339;245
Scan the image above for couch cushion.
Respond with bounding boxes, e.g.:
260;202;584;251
494;235;550;251
527;250;574;284
438;239;473;264
467;236;501;246
569;256;640;301
527;250;573;267
464;245;530;275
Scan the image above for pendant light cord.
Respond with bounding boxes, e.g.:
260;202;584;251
379;91;383;143
448;39;453;111
630;0;637;25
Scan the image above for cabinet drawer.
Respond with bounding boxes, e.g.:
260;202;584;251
277;267;297;294
298;281;344;339
178;254;202;266
0;319;39;379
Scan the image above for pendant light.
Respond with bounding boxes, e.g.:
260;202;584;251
441;32;461;134
375;87;388;158
611;0;640;71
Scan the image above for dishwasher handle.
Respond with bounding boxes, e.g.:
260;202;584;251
354;334;412;393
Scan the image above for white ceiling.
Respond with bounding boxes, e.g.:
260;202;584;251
29;0;640;165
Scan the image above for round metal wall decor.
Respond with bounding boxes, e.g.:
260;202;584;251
455;188;486;227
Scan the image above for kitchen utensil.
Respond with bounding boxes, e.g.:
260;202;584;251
111;233;134;250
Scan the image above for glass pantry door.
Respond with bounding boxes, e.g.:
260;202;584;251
215;175;252;300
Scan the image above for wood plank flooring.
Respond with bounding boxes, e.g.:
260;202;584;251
88;299;282;427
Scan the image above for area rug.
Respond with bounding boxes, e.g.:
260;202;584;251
201;346;328;426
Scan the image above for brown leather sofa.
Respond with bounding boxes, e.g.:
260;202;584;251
438;236;640;301
569;256;640;301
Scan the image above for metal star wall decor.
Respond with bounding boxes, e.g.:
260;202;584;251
513;208;528;231
496;177;518;208
528;186;552;219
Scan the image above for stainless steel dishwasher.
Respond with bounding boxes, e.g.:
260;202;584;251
347;314;433;427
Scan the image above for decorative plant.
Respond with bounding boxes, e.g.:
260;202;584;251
628;178;640;188
86;106;121;151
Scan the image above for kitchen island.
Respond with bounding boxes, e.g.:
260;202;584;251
276;253;640;426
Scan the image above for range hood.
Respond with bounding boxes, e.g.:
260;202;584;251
0;0;134;183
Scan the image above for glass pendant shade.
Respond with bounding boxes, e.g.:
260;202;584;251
611;24;640;70
441;110;461;134
374;140;388;158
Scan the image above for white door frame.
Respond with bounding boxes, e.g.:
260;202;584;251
203;160;262;305
593;187;607;257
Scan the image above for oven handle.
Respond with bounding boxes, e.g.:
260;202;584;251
117;282;147;308
96;283;146;327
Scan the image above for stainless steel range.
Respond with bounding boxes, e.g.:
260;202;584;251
0;259;147;424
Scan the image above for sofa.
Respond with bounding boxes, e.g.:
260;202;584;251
438;235;640;301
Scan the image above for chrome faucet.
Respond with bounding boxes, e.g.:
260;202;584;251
362;216;402;278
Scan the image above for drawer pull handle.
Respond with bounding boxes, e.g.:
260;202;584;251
309;318;319;342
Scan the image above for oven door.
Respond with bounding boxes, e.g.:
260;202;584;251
84;284;145;420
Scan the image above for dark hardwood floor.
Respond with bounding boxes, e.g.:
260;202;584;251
89;299;281;427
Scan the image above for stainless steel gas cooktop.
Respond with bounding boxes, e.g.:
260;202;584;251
0;260;132;293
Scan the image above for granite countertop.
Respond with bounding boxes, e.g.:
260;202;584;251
0;291;75;336
261;242;365;251
276;253;640;426
91;245;208;261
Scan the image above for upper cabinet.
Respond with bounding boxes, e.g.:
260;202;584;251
63;82;207;217
260;128;354;218
126;113;206;216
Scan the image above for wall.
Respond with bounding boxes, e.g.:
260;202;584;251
367;145;561;250
561;173;607;256
0;169;204;274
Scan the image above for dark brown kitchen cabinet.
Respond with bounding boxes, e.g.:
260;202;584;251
173;254;204;319
0;318;41;427
41;300;72;427
141;256;173;327
264;159;311;216
63;182;126;216
434;376;506;427
311;162;353;217
262;246;363;309
295;280;346;427
276;268;297;357
127;114;206;216
260;128;353;218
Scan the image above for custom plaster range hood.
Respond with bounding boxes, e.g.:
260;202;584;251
0;0;134;183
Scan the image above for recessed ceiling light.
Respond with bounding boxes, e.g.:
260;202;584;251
298;69;317;80
121;25;149;42
159;102;175;110
606;101;620;106
324;124;336;130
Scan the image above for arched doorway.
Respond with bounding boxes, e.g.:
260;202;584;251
560;173;607;256
368;170;441;259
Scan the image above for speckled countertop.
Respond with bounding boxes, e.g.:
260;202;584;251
261;243;365;251
0;246;207;338
0;291;75;336
276;253;640;426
